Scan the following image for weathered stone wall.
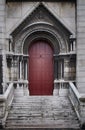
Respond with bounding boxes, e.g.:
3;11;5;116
0;55;3;94
0;1;77;90
5;1;76;83
6;2;75;35
0;0;5;50
77;0;85;93
0;0;7;93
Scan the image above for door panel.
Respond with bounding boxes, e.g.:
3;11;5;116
29;40;54;95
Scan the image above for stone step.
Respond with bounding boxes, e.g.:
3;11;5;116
5;88;80;129
6;126;80;130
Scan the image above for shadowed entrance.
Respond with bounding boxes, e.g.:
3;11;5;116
29;40;54;95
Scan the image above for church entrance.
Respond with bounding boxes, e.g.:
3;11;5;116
29;40;54;95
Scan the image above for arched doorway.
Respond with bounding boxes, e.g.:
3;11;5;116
29;40;54;95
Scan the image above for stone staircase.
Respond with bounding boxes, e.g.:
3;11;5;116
5;86;80;129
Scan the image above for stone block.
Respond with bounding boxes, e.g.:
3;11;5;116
77;5;85;10
77;86;85;93
77;71;85;77
78;57;85;63
77;55;85;60
77;10;85;16
6;18;20;33
0;22;5;28
0;0;5;5
0;5;5;11
77;50;85;55
77;78;85;82
77;38;85;44
60;2;75;18
0;16;5;22
0;11;5;17
78;21;85;27
0;33;5;39
77;33;85;38
22;2;35;16
0;102;5;118
6;2;22;18
78;0;85;5
77;17;85;23
77;66;85;71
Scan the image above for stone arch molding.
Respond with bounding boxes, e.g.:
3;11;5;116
14;23;68;54
11;3;71;54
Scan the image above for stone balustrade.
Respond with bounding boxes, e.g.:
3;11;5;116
69;82;85;129
0;83;14;128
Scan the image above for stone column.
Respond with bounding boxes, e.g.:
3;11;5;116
11;58;14;81
13;57;18;81
19;56;24;81
70;42;73;52
64;58;69;80
77;0;85;93
25;61;27;80
61;60;63;79
73;40;76;51
20;60;22;80
57;60;60;79
54;58;58;79
60;59;64;79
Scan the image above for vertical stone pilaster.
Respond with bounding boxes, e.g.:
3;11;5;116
11;58;14;81
0;0;5;50
2;51;7;93
20;60;22;80
13;57;18;81
58;59;64;79
64;58;69;80
0;53;3;94
25;62;27;80
0;0;6;93
77;0;85;93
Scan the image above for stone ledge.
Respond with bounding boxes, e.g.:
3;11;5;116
80;95;85;102
0;83;13;101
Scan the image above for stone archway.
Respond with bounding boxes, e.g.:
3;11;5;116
9;3;74;92
11;22;71;89
14;23;68;54
21;27;62;94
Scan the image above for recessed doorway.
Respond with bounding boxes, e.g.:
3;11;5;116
29;40;54;95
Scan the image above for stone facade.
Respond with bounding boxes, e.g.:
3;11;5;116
0;0;6;93
0;0;85;129
0;0;5;50
3;1;76;89
77;0;85;93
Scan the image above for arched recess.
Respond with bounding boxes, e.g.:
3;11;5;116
13;23;69;54
23;31;60;55
11;22;72;82
6;3;76;93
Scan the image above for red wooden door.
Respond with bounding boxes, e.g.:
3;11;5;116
29;40;54;95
